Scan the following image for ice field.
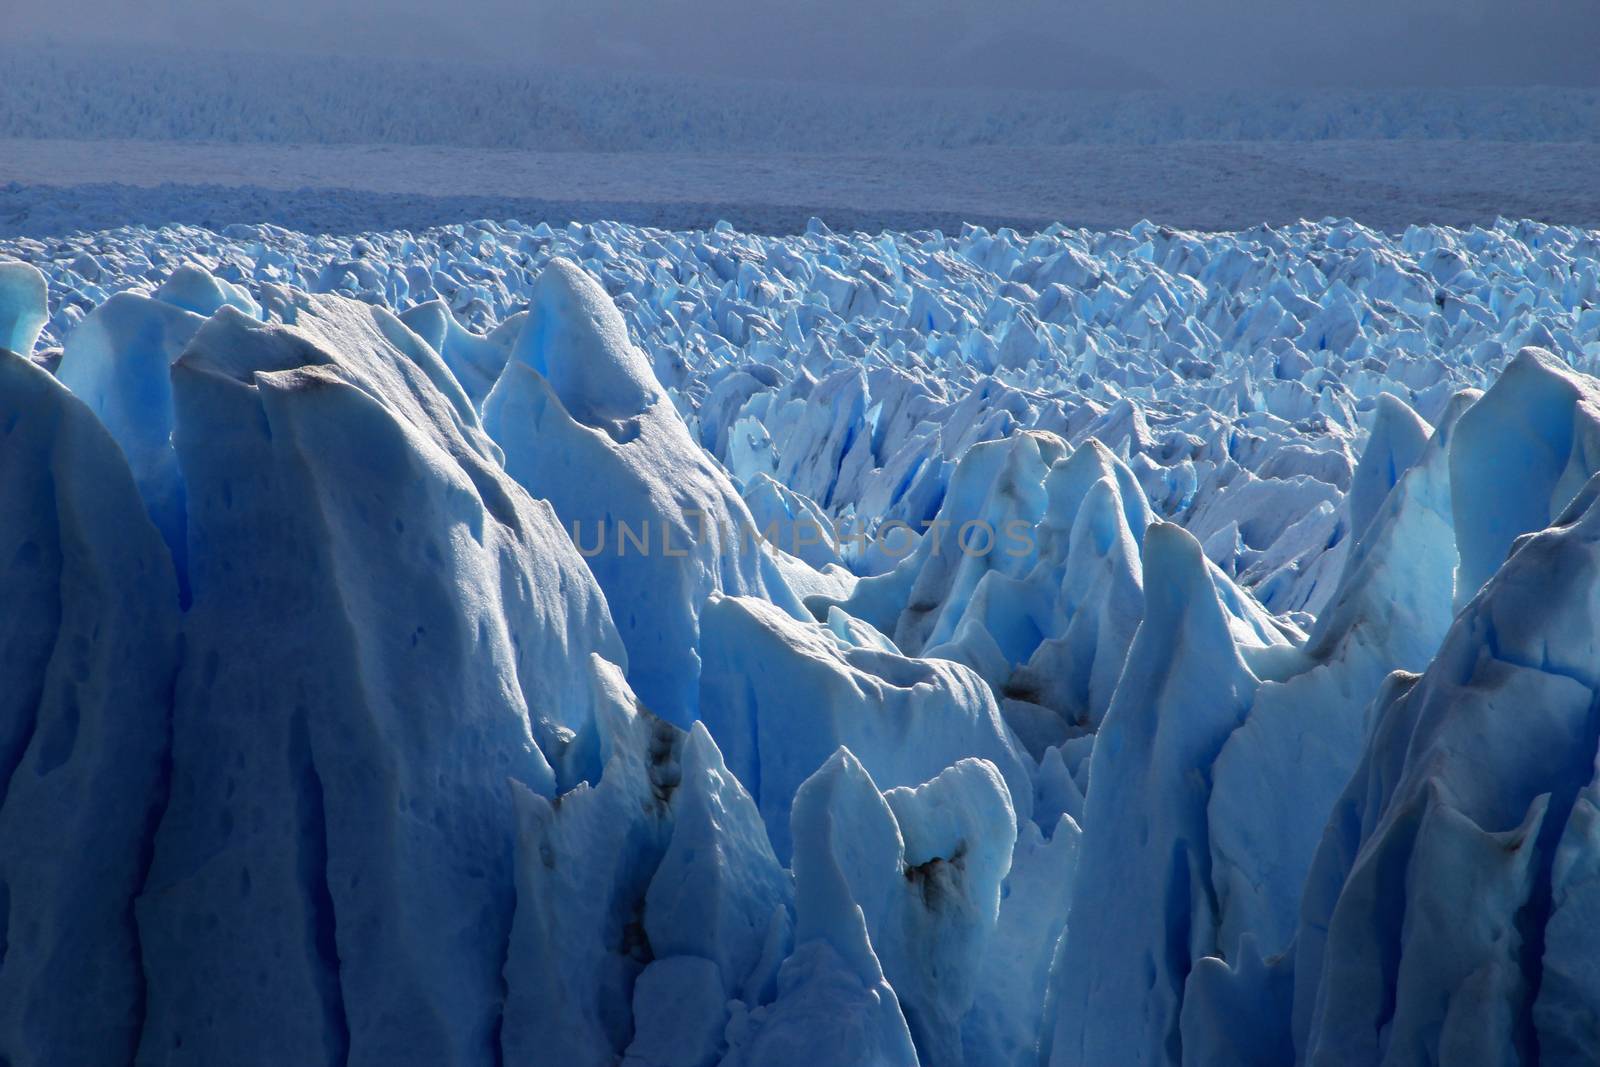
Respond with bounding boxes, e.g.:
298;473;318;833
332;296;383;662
3;208;1600;1065
8;46;1599;150
7;138;1600;238
4;45;1600;238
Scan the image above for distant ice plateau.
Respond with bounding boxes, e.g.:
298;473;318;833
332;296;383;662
3;44;1600;237
4;138;1600;237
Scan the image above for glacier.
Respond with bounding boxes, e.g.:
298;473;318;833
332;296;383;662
8;45;1600;153
3;210;1600;1067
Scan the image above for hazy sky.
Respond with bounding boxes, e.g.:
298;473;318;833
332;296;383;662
17;0;1600;91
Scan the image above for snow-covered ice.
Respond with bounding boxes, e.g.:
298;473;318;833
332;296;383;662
3;206;1600;1066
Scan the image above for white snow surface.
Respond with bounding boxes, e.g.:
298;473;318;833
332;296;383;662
3;211;1600;1066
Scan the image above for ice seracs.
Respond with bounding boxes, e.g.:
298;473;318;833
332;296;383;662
135;290;626;1064
0;260;48;356
724;750;1017;1067
1047;522;1262;1067
504;664;790;1067
1448;346;1600;609
3;220;1600;1067
1293;475;1600;1066
1204;389;1468;959
56;292;207;599
484;258;802;728
697;593;1031;865
0;352;178;1066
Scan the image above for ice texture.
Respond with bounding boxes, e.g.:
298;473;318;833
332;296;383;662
2;213;1600;1067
